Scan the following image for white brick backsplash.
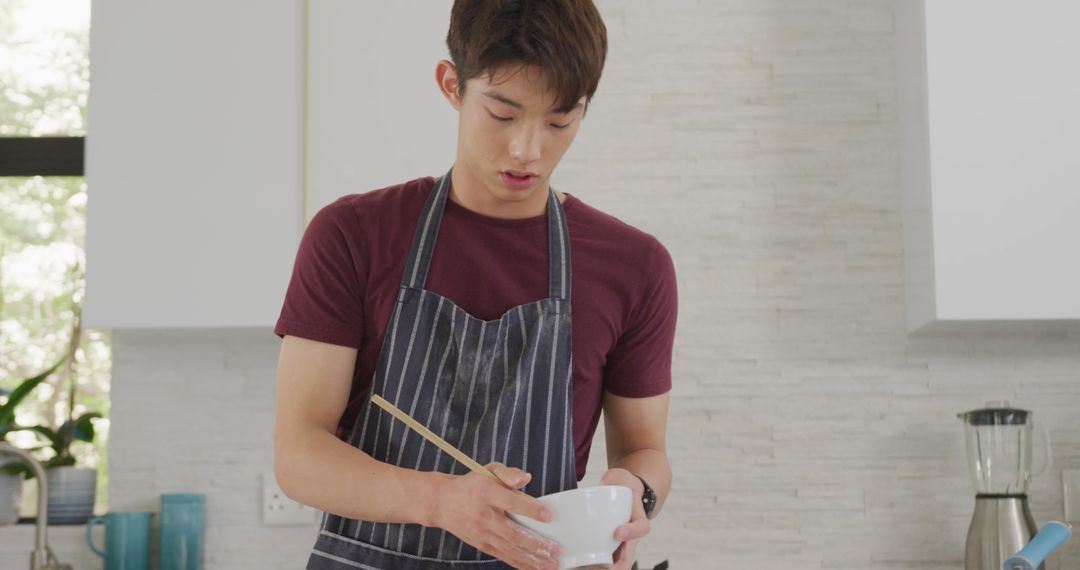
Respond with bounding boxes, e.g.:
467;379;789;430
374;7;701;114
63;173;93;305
0;524;105;569
86;1;1080;569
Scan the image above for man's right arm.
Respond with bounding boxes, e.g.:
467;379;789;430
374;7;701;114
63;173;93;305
274;335;563;568
273;334;446;526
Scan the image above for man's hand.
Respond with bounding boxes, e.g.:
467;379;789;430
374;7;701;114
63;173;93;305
600;467;650;570
432;462;562;570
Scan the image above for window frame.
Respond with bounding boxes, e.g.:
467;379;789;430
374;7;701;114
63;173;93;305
0;136;84;176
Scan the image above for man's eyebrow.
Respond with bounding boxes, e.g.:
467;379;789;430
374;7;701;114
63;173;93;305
483;90;584;114
483;91;524;109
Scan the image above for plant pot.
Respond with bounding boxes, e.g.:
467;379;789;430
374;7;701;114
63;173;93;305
45;466;97;524
0;457;22;526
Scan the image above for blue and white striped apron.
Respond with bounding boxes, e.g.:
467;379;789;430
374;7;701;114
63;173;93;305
308;168;577;569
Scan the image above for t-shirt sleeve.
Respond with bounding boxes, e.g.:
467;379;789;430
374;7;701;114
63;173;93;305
603;238;678;398
273;199;365;349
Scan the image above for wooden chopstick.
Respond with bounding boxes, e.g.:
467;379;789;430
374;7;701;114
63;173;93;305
370;394;523;493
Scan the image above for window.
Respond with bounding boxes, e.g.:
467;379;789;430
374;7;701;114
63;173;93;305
1;0;110;516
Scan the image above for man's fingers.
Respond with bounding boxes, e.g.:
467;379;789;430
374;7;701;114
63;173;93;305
483;530;553;570
485;461;531;489
611;538;639;570
495;486;553;524
500;516;562;561
615;515;651;541
515;492;554;524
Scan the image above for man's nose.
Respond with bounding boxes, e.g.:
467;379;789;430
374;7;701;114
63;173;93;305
508;124;542;164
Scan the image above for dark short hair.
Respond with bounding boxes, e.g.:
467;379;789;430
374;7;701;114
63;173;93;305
447;0;608;113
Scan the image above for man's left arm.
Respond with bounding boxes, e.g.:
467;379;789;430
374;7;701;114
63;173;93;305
600;390;671;569
598;237;677;569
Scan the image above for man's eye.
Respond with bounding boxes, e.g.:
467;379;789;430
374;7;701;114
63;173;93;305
488;111;512;122
551;123;570;129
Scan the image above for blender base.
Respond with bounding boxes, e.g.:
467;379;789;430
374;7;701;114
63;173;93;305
965;495;1040;570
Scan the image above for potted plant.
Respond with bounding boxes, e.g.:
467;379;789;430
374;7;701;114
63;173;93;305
0;359;66;525
33;405;103;525
1;303;104;525
40;303;103;525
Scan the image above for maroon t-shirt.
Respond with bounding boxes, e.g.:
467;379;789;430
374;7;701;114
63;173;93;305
274;176;677;480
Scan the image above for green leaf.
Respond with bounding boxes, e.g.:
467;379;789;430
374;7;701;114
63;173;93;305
72;412;101;443
0;462;29;479
0;358;66;428
52;412;99;457
58;421;72;447
2;424;58;444
27;425;58;443
44;455;76;469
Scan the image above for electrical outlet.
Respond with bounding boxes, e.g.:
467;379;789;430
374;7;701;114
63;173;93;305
262;472;322;526
1065;469;1080;523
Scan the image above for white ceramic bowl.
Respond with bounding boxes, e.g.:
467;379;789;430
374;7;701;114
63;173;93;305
509;485;633;569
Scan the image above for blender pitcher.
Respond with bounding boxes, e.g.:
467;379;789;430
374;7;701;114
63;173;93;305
958;401;1052;570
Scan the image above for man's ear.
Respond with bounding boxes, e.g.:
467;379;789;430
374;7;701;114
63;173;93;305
435;59;462;111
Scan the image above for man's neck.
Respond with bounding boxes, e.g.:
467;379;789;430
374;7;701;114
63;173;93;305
446;164;565;220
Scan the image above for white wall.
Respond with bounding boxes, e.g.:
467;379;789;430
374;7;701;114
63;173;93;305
84;0;304;329
0;525;104;568
308;1;457;221
93;1;1080;569
106;329;300;569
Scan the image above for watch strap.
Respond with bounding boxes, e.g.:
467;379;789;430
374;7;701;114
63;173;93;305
634;474;657;519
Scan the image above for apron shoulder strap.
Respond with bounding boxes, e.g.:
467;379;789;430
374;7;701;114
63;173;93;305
401;172;451;290
546;189;572;302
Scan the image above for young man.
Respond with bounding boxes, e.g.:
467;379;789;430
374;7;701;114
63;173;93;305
273;2;676;569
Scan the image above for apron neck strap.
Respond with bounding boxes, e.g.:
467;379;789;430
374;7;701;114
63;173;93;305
545;185;571;302
401;168;572;302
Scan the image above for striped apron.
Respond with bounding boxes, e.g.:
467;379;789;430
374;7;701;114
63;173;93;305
308;168;577;569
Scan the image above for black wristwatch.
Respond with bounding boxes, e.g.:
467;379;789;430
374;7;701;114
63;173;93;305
634;474;657;519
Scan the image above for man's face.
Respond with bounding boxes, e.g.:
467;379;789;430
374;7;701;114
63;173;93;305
444;63;587;210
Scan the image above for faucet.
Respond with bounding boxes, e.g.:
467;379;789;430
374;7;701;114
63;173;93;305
0;442;72;570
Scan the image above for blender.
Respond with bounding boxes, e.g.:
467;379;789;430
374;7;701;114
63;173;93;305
958;401;1051;570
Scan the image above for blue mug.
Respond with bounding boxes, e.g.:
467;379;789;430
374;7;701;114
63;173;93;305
159;493;205;570
86;511;152;570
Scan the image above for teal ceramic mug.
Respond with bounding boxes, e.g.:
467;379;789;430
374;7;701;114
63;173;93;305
86;511;152;570
159;493;205;570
